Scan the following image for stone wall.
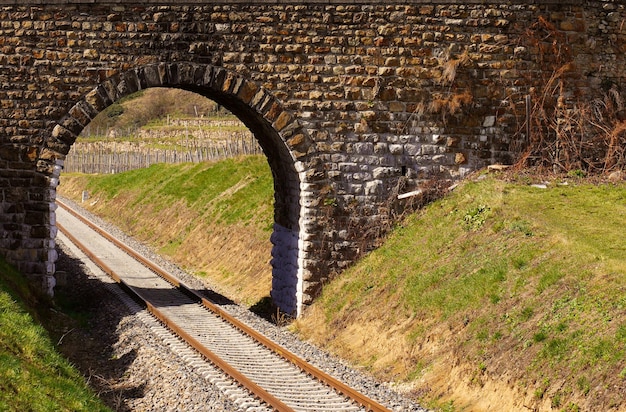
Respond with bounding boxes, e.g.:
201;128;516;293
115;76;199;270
0;1;624;315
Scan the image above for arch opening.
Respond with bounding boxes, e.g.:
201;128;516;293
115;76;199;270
45;63;308;316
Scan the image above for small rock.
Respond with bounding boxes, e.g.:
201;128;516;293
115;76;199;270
608;170;624;182
483;115;496;127
487;164;510;172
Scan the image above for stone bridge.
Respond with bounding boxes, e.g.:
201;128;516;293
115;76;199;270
0;0;624;316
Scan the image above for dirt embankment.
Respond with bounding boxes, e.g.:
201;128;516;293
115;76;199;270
58;179;273;309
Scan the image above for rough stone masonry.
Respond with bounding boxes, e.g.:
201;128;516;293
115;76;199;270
0;0;624;315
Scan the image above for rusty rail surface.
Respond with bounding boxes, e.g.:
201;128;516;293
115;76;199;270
56;198;391;412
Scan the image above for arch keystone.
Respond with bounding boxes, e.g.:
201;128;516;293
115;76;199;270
221;71;238;93
172;62;204;86
210;67;228;90
118;71;141;96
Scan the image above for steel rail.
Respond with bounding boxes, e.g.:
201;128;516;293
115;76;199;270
56;199;391;412
57;220;293;411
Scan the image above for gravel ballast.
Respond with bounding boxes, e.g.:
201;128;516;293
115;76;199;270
52;197;427;411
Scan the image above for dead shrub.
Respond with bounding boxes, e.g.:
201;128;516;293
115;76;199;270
513;17;626;174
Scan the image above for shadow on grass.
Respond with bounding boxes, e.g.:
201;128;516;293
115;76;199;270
46;244;144;412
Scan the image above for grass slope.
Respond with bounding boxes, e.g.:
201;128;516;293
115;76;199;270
294;173;625;411
58;155;274;306
58;158;625;411
0;259;110;412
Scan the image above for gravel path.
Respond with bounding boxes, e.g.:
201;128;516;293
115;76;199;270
53;197;427;412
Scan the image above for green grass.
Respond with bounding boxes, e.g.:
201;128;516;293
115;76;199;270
143;115;247;132
0;260;110;412
308;174;625;409
76;155;274;230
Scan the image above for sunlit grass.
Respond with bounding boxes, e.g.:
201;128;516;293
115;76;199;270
297;174;625;410
64;155;273;230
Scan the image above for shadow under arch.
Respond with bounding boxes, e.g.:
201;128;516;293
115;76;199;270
43;62;315;316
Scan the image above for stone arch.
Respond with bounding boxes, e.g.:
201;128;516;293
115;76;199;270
41;62;317;316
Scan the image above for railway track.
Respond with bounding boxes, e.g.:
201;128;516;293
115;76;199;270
55;199;392;412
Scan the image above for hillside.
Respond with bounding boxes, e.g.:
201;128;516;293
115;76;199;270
80;88;221;138
294;172;625;411
58;161;625;412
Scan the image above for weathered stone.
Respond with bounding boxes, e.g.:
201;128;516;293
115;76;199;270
0;1;622;317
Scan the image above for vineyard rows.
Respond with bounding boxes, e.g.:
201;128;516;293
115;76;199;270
64;127;261;174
